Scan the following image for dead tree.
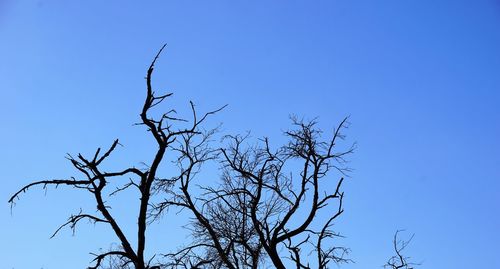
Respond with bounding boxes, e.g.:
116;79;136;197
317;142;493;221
10;45;417;269
157;115;355;268
8;45;222;269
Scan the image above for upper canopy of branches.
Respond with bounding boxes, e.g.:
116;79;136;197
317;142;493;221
9;45;416;269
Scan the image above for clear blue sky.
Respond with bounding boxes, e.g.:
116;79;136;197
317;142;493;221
1;0;499;268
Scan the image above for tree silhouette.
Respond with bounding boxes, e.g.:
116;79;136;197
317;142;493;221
9;45;222;269
9;45;417;269
157;116;354;269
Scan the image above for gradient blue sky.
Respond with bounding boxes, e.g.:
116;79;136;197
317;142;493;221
1;1;499;268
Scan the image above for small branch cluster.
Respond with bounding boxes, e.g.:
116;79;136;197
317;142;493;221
384;231;420;269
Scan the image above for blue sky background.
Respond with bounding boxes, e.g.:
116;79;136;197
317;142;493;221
1;0;499;268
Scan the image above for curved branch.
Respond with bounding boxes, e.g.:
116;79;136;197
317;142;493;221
9;179;91;204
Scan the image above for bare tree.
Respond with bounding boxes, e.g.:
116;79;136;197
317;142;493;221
8;45;222;269
10;46;418;269
158;115;355;268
